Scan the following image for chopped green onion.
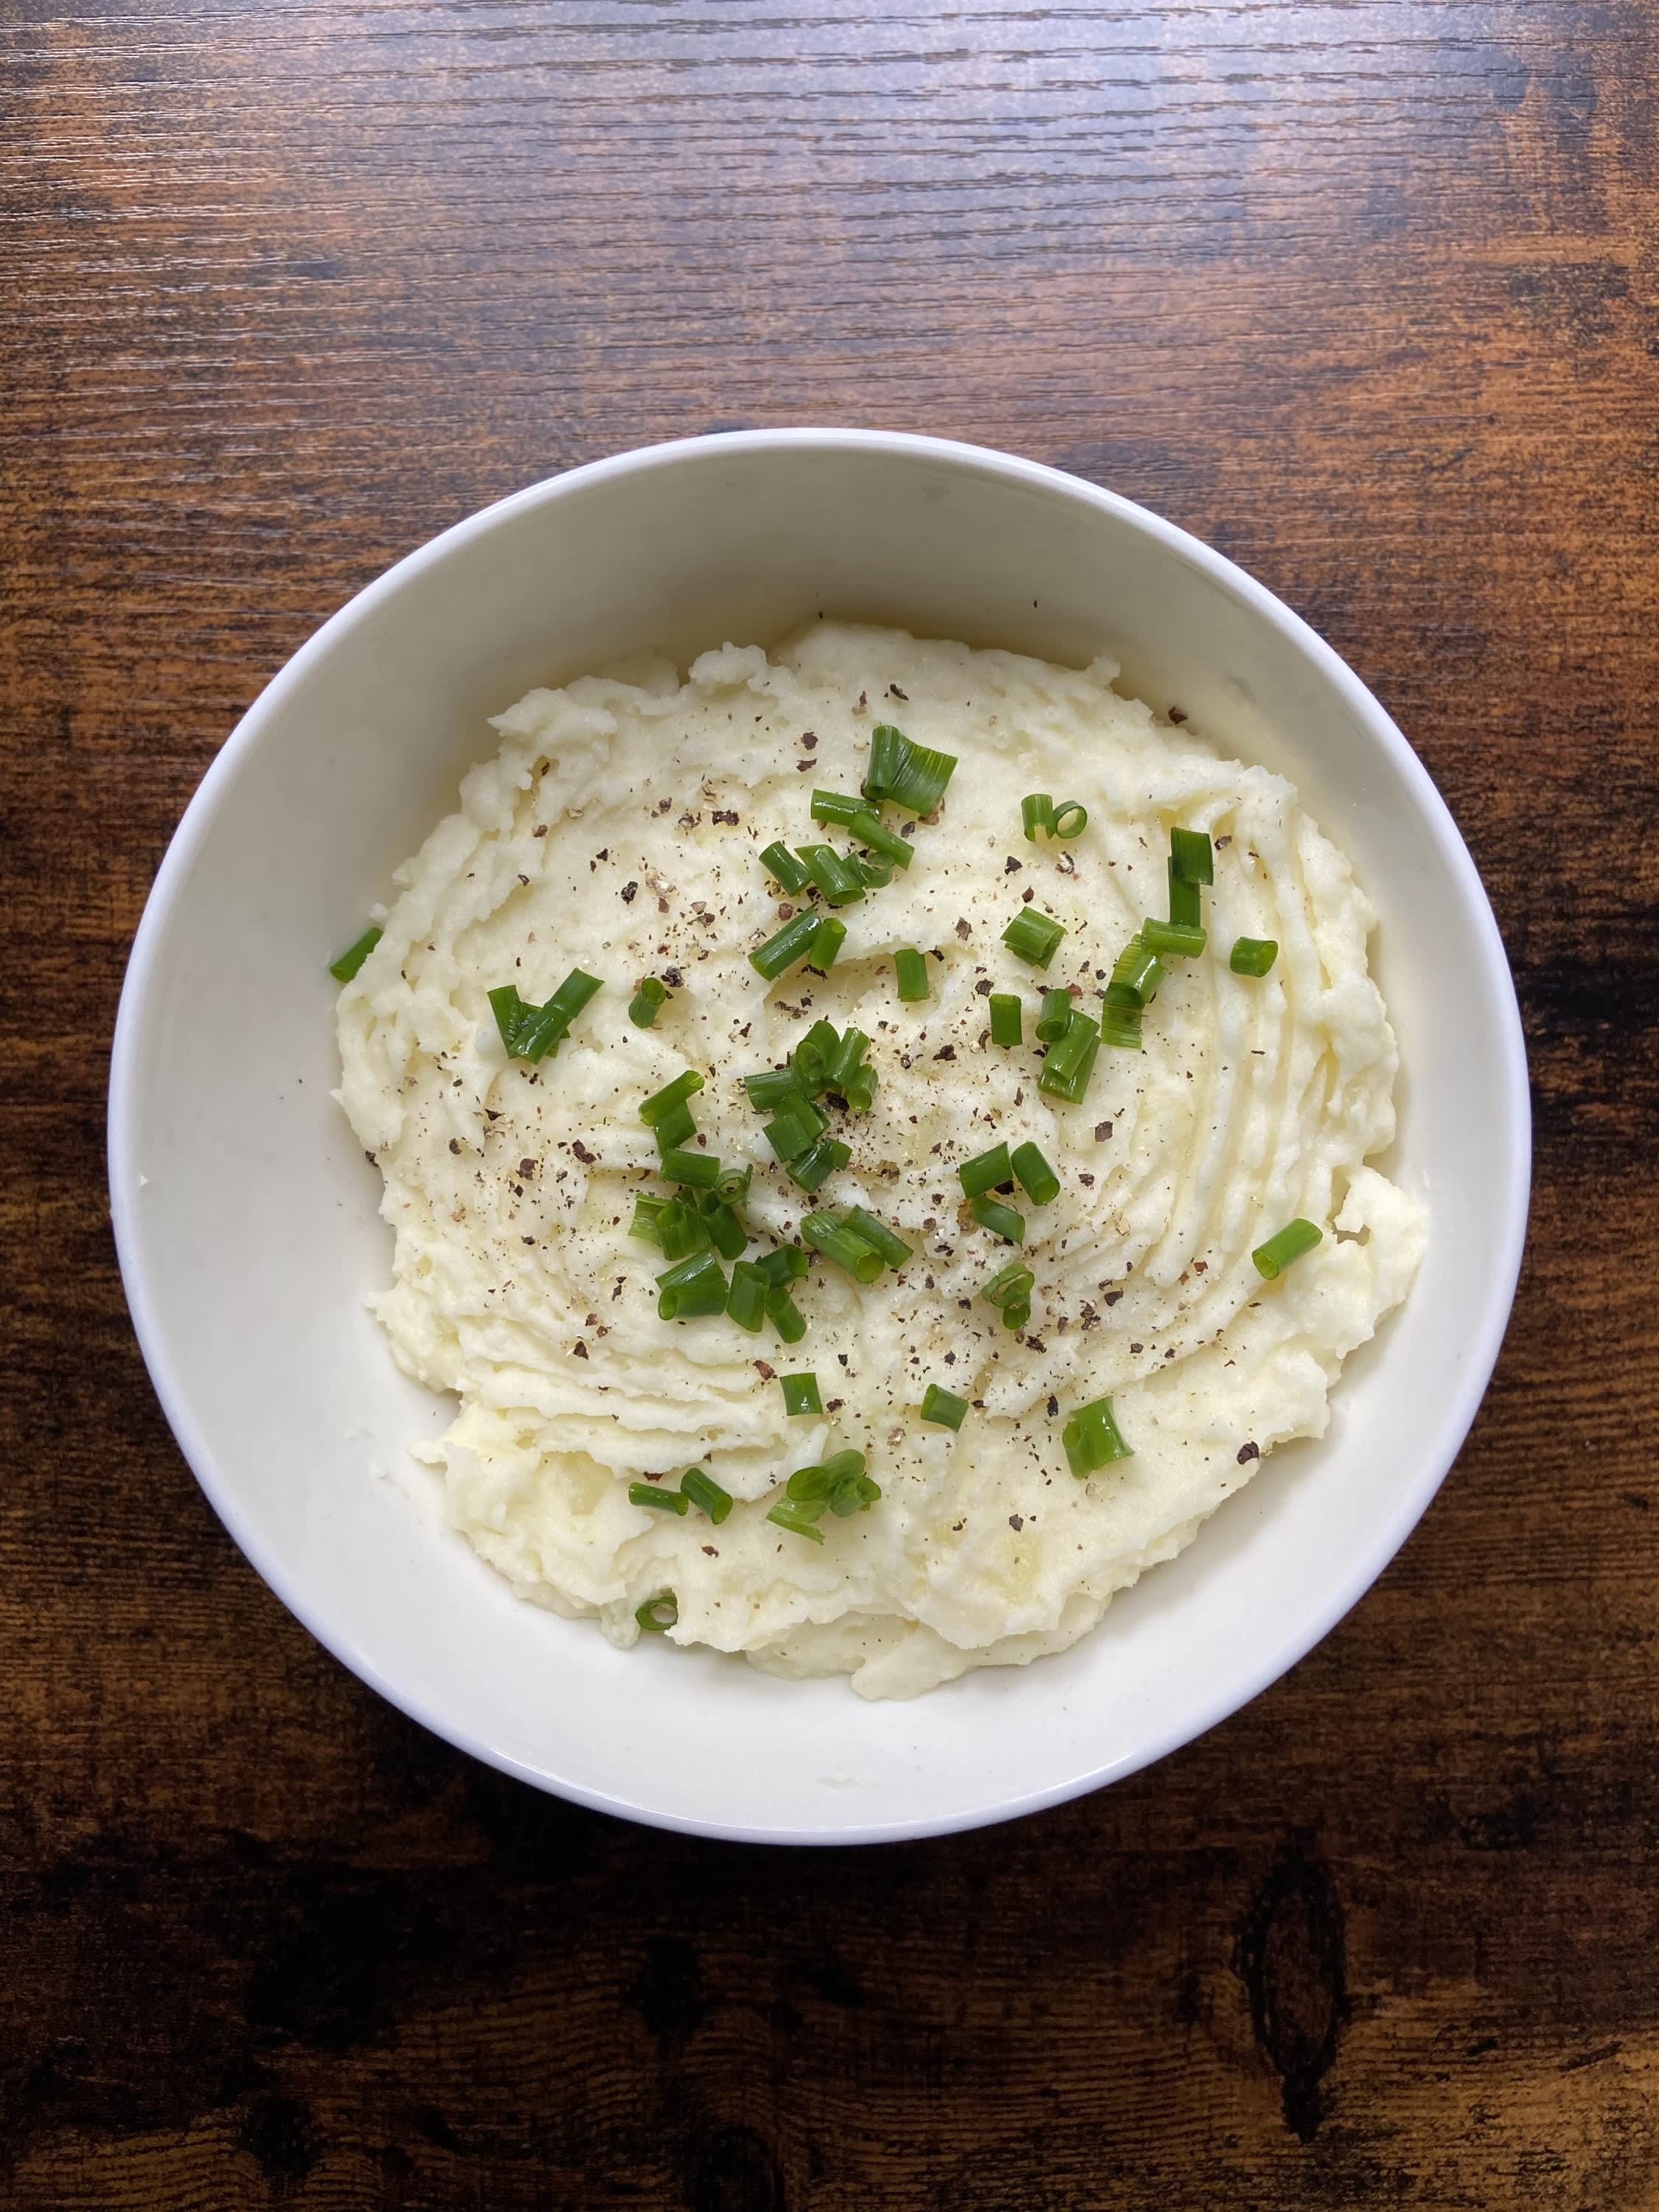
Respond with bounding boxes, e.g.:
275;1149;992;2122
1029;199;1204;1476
1110;935;1164;1005
629;1483;689;1516
800;1212;884;1282
862;723;957;815
1002;908;1066;968
635;1590;678;1631
795;844;864;908
766;1498;827;1543
726;1260;768;1332
1061;1394;1133;1478
1050;801;1088;840
843;1205;913;1267
989;992;1023;1047
1252;1217;1322;1279
781;1372;823;1416
999;1295;1030;1333
786;1134;852;1193
810;789;865;827
919;1384;969;1430
849;808;915;869
751;910;822;981
843;1066;876;1113
1231;936;1279;976
744;1066;805;1111
1037;1011;1102;1104
1099;987;1144;1051
657;1198;710;1263
765;1285;807;1343
659;1147;722;1190
628;976;669;1028
827;1029;870;1093
515;967;603;1061
1021;793;1052;841
764;1101;827;1161
630;1194;667;1245
655;1251;728;1319
760;841;812;894
704;1203;748;1261
1035;987;1073;1043
639;1068;706;1127
1141;919;1208;958
651;1099;697;1150
329;925;382;982
980;1259;1034;1310
679;1469;733;1523
894;947;930;1003
1170;826;1214;884
810;916;847;970
1009;1141;1060;1206
852;852;893;889
1167;861;1202;929
714;1164;753;1207
487;984;535;1055
754;1245;809;1288
969;1194;1024;1243
793;1019;840;1091
959;1141;1013;1200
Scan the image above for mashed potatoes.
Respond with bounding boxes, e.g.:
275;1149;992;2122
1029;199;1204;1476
335;623;1425;1698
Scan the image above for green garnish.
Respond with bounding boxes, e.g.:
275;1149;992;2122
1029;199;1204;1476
786;1134;852;1192
655;1251;728;1319
1009;1141;1060;1206
849;809;915;869
968;1194;1024;1243
656;1198;709;1262
852;853;893;890
726;1260;768;1332
1231;936;1279;976
862;723;957;815
329;925;382;982
1061;1394;1133;1478
894;947;931;1003
630;1194;667;1245
754;1245;809;1288
659;1147;722;1190
795;844;864;907
1021;793;1052;841
959;1141;1013;1200
766;1498;827;1543
704;1203;748;1261
1169;827;1214;884
1167;861;1202;929
1034;987;1073;1043
810;917;848;970
1252;1217;1322;1279
628;976;670;1028
765;1285;807;1343
781;1371;823;1416
842;1205;913;1267
786;1450;879;1517
1001;908;1066;968
810;790;865;827
1000;1295;1031;1332
1020;795;1088;842
751;910;822;981
800;1212;884;1283
764;1100;827;1161
744;1066;805;1111
1099;988;1144;1052
980;1259;1034;1310
760;841;812;894
629;1483;689;1516
509;967;603;1061
636;1591;678;1631
920;1384;969;1430
1050;801;1088;839
1037;1009;1101;1103
714;1164;753;1207
989;992;1023;1047
639;1068;706;1127
651;1099;697;1150
1141;918;1207;958
679;1468;733;1523
1110;935;1164;1004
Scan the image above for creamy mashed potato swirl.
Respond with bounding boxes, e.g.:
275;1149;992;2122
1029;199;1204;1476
335;624;1425;1698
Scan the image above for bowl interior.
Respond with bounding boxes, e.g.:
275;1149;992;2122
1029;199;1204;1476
110;434;1528;1841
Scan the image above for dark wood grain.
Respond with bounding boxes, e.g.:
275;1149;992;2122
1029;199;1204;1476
4;1;1658;2205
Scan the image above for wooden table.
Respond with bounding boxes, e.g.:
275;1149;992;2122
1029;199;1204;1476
4;4;1654;2204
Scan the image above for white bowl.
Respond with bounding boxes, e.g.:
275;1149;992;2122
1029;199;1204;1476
109;431;1529;1843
